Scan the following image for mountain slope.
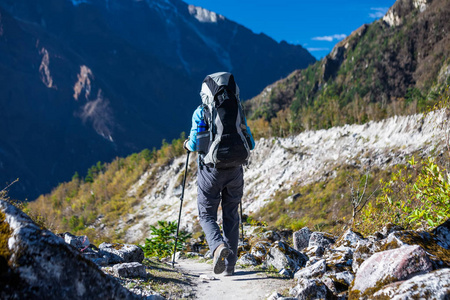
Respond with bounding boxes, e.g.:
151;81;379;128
0;0;315;199
28;108;449;244
245;0;449;134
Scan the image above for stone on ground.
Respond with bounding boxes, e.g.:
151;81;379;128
294;259;326;279
292;227;311;251
63;232;90;249
308;232;335;249
266;241;307;272
113;262;147;278
289;278;331;300
238;253;259;266
373;268;450;299
351;245;433;295
99;243;144;264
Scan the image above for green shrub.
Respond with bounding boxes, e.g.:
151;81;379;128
140;221;191;259
358;157;450;234
408;157;449;227
289;219;307;231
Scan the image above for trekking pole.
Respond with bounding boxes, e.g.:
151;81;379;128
240;200;244;243
172;151;190;268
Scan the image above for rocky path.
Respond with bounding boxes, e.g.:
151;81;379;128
176;258;292;300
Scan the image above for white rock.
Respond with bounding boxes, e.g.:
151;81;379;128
199;274;217;282
113;262;147;278
294;259;326;279
373;268;450;299
63;233;90;249
99;243;144;264
266;241;308;272
289;278;329;299
238;253;259;266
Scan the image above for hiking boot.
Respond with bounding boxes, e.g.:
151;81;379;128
213;244;230;274
223;266;235;276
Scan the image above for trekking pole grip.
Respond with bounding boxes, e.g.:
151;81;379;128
180;151;190;200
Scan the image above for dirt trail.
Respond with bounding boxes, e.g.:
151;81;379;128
175;258;292;300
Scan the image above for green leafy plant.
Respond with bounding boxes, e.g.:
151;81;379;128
359;156;450;234
408;157;450;227
140;221;191;259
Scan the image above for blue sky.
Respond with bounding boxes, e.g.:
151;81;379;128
185;0;397;60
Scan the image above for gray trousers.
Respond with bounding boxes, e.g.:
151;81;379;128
197;165;243;268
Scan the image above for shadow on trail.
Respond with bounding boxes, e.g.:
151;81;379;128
143;259;195;287
231;270;291;281
232;276;289;282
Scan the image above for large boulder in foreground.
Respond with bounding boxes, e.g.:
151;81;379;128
0;200;140;299
350;244;433;298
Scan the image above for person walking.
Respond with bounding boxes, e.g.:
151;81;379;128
183;72;255;276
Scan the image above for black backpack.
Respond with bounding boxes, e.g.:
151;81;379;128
196;72;252;169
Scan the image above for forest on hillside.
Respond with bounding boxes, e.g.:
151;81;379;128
245;0;449;138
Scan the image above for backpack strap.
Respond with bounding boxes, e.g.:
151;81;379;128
201;104;213;136
198;104;212;167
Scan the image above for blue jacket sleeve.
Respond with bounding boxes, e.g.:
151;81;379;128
186;106;202;152
246;123;256;150
242;114;255;150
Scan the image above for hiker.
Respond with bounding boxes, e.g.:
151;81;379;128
183;72;255;276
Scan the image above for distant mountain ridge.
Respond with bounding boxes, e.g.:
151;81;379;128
245;0;449;134
0;0;315;199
